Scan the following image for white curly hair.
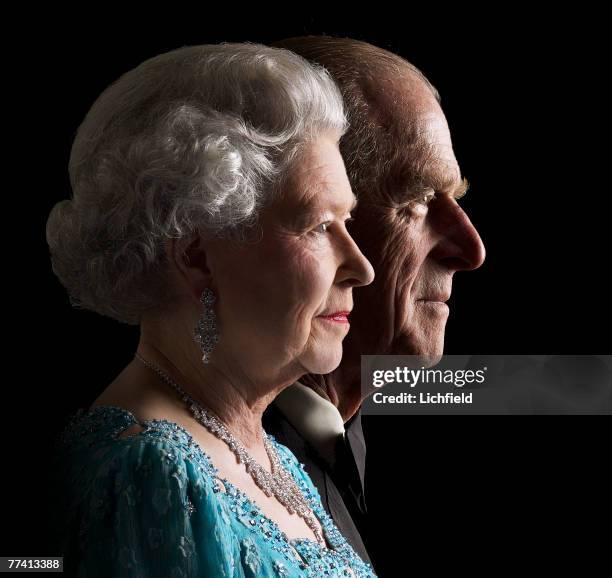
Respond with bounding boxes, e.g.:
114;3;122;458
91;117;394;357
46;43;347;325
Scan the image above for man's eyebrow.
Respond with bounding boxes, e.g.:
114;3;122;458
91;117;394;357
451;177;470;199
394;157;470;200
417;170;470;199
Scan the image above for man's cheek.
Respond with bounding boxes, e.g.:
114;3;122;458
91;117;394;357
389;235;421;290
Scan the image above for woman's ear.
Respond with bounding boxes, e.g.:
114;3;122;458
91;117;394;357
165;233;213;303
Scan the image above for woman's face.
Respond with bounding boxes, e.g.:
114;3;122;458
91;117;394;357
206;133;374;383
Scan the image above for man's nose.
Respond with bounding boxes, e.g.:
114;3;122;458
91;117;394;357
430;196;486;271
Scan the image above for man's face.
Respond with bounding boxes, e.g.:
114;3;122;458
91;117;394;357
345;81;486;360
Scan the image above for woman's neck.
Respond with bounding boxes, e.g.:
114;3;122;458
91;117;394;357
135;339;290;450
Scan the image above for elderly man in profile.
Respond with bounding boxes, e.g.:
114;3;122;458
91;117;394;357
262;37;486;567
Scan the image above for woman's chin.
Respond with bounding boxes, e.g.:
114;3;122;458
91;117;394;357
299;344;344;375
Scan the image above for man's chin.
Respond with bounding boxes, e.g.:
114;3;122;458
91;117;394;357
389;331;445;366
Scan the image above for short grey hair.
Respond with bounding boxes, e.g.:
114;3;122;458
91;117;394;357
272;36;440;196
46;43;347;325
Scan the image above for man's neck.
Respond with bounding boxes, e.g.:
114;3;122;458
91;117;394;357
300;359;363;422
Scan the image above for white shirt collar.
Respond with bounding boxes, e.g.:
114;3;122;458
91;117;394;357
273;381;345;463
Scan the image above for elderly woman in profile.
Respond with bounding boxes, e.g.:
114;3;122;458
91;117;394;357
46;44;376;577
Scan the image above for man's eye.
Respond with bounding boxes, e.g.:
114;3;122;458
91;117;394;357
417;191;436;205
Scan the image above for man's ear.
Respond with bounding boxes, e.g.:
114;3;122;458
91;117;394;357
165;232;213;302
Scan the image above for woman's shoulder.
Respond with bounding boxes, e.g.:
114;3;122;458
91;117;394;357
53;405;220;494
51;406;243;577
58;404;196;448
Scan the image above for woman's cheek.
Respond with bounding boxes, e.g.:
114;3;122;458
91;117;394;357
287;245;329;306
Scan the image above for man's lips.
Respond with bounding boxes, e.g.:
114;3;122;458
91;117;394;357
416;296;450;314
317;311;351;323
416;295;451;314
417;295;450;303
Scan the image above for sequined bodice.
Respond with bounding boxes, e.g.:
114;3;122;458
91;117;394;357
51;405;377;577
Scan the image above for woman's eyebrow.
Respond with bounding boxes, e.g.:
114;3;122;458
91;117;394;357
304;190;358;216
328;194;358;216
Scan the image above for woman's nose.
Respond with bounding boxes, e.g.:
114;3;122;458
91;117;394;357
337;232;375;287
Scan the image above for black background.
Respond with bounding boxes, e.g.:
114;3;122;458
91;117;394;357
5;8;609;576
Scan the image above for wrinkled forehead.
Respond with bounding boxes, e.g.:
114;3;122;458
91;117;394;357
362;65;441;121
404;111;461;186
369;74;452;145
268;137;357;220
365;76;461;192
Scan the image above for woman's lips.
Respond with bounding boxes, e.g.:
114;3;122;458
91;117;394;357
317;311;351;323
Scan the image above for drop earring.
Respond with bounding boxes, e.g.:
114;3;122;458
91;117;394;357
193;288;219;364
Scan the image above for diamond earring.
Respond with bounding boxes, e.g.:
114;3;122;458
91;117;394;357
193;288;219;364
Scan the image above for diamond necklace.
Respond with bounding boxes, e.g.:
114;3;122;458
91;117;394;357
134;353;326;547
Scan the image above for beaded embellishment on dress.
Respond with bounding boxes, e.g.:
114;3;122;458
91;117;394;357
53;405;377;578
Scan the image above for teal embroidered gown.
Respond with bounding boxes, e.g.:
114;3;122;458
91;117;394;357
51;406;377;577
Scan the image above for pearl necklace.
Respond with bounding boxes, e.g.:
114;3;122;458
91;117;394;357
134;353;326;547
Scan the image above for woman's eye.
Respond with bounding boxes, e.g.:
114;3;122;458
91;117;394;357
311;216;353;235
313;222;331;234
